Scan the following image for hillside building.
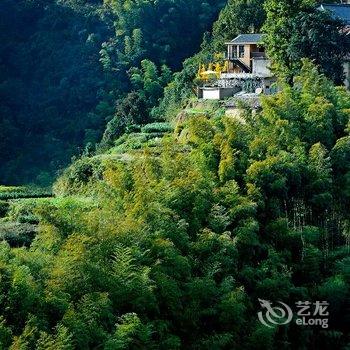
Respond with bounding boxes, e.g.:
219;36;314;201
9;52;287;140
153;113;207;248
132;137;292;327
225;33;270;76
200;2;350;100
199;33;275;100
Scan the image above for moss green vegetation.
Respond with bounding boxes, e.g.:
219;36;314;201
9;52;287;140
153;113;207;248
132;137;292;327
0;187;52;201
0;62;348;348
1;0;345;184
1;0;350;348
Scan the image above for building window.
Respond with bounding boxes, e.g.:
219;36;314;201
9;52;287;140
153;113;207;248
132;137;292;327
239;45;245;58
232;45;237;58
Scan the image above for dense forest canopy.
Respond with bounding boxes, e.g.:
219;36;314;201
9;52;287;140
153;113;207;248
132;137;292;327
263;0;350;84
0;0;112;185
0;61;349;349
0;0;350;348
1;0;343;185
0;0;224;185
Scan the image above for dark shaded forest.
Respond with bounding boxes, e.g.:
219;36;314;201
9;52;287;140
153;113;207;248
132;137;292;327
0;0;224;185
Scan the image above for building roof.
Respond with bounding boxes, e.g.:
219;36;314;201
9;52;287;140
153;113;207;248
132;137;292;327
227;34;263;45
319;4;350;24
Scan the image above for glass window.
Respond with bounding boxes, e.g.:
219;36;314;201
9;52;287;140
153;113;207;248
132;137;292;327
232;45;237;58
239;45;245;58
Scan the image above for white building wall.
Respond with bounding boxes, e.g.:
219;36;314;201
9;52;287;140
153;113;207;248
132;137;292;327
202;88;221;100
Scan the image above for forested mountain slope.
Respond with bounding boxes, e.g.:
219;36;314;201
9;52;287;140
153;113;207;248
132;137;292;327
0;0;224;185
0;62;349;349
0;0;343;185
0;0;112;184
0;0;349;348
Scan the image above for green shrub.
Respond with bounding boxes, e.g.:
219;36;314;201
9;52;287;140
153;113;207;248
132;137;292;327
0;222;37;247
7;199;44;224
125;124;142;133
54;157;105;196
112;132;166;153
0;187;52;200
0;201;9;218
141;122;173;133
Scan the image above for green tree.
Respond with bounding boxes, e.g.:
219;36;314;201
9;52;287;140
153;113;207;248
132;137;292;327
263;0;349;83
212;0;265;51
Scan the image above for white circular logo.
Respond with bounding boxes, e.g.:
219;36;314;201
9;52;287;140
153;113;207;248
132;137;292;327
258;299;293;328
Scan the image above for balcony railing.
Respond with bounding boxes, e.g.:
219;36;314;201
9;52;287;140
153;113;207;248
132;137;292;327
223;51;266;60
251;51;266;58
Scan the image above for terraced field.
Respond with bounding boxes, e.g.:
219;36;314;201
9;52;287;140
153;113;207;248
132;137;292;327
0;185;53;200
0;186;53;247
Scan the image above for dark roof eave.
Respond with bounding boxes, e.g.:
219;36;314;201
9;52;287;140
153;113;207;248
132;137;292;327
226;33;264;45
318;3;350;24
226;41;263;45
